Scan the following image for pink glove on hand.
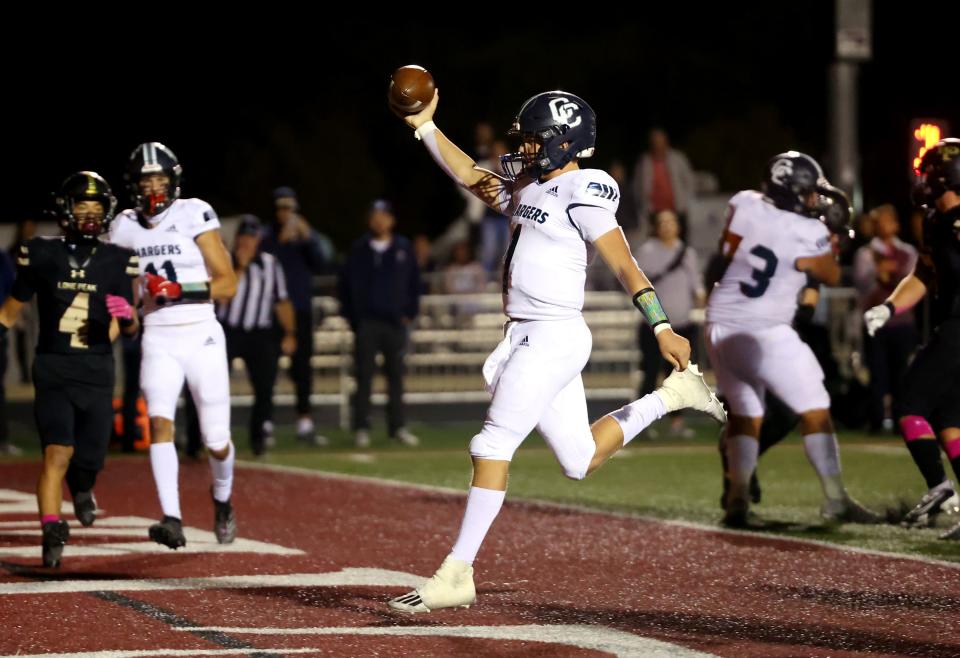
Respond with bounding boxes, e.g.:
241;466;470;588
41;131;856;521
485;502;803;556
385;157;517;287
106;294;133;321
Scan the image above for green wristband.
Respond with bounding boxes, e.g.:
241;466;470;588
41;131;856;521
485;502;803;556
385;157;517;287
632;287;670;328
180;282;211;301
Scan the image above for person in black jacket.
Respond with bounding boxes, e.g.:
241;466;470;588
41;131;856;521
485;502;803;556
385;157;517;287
338;200;421;448
260;187;329;445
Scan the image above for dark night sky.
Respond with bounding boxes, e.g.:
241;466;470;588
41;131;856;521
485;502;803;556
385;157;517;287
5;8;960;248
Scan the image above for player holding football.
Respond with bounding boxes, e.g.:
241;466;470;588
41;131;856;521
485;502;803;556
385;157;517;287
387;89;726;613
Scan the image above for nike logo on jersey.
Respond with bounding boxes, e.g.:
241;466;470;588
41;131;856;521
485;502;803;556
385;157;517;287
515;203;550;225
586;182;619;201
137;244;183;258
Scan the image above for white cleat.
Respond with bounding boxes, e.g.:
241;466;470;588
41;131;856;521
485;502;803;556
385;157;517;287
821;495;885;524
355;430;371;449
392;428;420;447
656;363;727;424
388;555;476;613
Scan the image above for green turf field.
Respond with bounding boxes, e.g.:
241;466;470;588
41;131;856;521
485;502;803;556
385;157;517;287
252;419;960;563
5;418;959;563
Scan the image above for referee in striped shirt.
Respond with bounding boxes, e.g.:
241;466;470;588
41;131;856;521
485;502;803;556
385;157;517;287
217;215;298;456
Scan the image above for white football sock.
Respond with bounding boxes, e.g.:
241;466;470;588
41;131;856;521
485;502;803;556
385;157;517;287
450;486;506;564
209;441;235;503
150;442;181;520
803;432;845;501
608;393;666;447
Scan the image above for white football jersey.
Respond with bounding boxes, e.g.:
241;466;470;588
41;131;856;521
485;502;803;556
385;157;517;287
109;198;221;326
502;168;620;320
707;190;832;329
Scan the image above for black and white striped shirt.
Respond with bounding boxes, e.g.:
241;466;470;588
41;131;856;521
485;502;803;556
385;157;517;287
217;252;289;330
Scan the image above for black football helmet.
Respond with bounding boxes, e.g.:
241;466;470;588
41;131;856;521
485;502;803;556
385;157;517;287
54;171;117;241
500;91;597;181
762;151;826;216
125;141;182;216
816;182;855;252
913;137;960;207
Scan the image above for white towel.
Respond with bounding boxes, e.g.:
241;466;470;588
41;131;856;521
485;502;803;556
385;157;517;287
482;321;516;394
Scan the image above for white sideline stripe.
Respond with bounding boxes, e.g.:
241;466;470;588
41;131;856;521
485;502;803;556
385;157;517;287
0;624;714;658
175;624;713;657
238;461;960;572
0;536;303;560
4;528;168;538
0;497;303;559
0;517;151;529
0;567;420;596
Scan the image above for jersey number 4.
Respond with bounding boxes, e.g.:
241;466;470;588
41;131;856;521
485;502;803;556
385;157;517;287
59;292;89;349
145;260;178;282
740;245;778;298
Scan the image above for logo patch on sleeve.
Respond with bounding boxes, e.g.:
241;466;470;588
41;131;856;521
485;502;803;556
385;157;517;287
586;182;619;202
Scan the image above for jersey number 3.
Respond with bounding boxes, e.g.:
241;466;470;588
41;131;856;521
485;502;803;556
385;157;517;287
740;245;778;298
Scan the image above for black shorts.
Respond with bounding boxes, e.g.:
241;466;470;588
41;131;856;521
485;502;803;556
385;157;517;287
900;319;960;429
32;353;114;470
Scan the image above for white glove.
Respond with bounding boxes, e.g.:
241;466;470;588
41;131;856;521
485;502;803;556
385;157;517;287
864;302;893;337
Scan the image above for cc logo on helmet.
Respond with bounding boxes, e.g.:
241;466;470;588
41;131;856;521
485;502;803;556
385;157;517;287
548;97;582;128
770;158;794;185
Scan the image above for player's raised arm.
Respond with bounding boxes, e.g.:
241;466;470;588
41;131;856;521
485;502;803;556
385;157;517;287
397;90;513;214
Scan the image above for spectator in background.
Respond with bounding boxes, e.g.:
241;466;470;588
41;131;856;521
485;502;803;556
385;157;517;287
8;219;36;384
0;245;17;455
218;215;301;456
474;122;495;160
413;234;437;294
443;241;487;324
609;159;639;237
853;204;918;433
632;128;695;237
443;242;487;295
478;140;511;275
338;200;422;449
260;187;328;445
634;210;705;437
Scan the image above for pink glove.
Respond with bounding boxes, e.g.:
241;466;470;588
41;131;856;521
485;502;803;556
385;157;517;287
106;294;133;321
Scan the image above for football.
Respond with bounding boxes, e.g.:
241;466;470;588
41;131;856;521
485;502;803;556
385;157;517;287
388;65;435;115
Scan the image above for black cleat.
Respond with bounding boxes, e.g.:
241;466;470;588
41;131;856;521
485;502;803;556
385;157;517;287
42;520;70;568
212;494;237;545
73;491;97;527
149;516;186;549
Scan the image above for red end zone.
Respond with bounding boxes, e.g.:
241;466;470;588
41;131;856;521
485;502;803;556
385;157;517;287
0;458;958;657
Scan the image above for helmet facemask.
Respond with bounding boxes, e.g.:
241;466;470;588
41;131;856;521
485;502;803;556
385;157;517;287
138;172;174;217
55;172;117;242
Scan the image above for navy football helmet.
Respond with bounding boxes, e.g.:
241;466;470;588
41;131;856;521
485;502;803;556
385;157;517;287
762;151;826;217
125;141;183;216
500;91;597;181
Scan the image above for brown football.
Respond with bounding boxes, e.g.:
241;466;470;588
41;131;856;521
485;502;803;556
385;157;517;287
388;65;435;115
